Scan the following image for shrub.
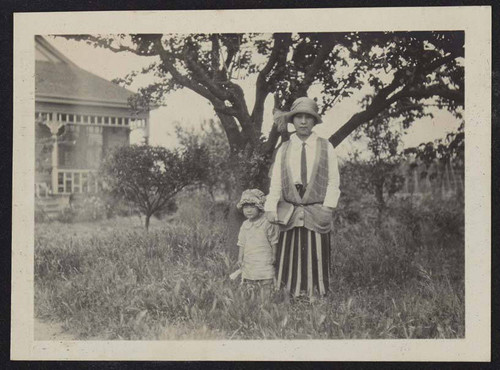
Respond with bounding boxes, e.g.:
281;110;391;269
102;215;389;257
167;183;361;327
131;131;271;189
74;195;107;222
56;206;77;223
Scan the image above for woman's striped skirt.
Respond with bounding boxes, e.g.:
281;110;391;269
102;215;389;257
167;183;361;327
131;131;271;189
275;227;331;297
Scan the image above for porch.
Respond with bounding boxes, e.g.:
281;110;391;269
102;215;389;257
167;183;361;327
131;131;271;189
35;169;100;219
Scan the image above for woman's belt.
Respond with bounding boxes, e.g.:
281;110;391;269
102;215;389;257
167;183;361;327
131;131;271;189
283;198;323;207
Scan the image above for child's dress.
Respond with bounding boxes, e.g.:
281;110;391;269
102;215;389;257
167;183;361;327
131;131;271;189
237;215;280;281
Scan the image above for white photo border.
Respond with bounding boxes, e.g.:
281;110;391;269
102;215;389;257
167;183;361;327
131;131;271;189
12;7;491;361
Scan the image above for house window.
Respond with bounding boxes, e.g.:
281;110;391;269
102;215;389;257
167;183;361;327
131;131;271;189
61;114;67;122
124;118;129;126
104;117;109;124
65;172;73;193
88;173;95;193
81;173;88;193
58;172;64;193
111;117;116;125
73;173;80;193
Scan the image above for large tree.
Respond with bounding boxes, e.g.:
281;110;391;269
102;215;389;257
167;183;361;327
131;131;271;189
64;32;463;194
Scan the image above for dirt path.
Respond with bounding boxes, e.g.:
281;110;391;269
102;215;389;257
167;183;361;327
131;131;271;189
34;318;78;341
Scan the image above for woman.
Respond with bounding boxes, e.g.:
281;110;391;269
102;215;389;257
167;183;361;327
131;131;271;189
265;97;340;297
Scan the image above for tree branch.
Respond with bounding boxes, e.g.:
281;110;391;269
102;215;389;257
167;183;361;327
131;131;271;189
150;38;242;120
297;36;337;94
211;34;220;77
329;83;463;147
388;84;463;106
420;53;458;75
252;34;292;131
262;124;281;155
181;39;253;136
182;44;231;101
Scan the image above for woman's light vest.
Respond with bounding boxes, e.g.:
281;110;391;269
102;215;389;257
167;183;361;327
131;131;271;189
280;137;333;234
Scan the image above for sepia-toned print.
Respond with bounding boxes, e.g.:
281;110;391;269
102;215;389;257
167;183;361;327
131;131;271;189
12;8;491;361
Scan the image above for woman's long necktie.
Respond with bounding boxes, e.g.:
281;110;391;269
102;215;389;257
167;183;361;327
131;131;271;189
300;142;307;197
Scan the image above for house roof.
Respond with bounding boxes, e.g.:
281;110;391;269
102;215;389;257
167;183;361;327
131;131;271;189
35;36;137;108
36;61;135;107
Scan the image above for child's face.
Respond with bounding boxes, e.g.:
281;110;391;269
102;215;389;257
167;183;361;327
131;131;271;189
242;204;260;220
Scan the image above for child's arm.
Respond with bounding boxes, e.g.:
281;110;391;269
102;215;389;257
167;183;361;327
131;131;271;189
270;243;277;265
237;224;245;267
266;221;280;266
238;245;244;267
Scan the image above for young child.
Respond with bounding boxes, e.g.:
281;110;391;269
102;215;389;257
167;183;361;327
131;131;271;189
236;189;280;296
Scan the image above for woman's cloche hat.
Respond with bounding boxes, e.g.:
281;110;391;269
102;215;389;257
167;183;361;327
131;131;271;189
236;189;266;211
283;97;322;125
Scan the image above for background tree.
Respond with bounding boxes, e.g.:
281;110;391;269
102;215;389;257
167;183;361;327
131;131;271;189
175;119;232;200
345;114;405;215
100;144;208;230
64;31;463;247
65;31;463;189
403;122;464;197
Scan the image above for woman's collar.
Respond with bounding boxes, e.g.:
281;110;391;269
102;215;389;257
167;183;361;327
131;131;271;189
291;131;318;145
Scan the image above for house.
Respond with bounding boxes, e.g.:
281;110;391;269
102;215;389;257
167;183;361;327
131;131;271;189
35;36;150;217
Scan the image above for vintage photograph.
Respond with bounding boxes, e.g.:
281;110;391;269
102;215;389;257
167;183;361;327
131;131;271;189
12;8;491;361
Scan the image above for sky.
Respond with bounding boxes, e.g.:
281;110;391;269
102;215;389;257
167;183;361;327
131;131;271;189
45;35;462;160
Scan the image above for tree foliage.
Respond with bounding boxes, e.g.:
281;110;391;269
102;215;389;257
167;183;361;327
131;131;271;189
175;119;272;199
100;144;209;230
404;122;464;169
64;31;463;194
64;32;463;147
175;119;232;199
346;114;405;213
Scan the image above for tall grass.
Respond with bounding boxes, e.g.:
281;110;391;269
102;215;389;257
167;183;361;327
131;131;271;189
34;193;464;339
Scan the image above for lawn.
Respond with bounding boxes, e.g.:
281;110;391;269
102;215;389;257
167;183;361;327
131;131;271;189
34;193;464;340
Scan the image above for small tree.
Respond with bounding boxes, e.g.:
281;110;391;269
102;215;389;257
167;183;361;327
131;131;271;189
404;122;464;198
100;144;208;230
349;115;405;213
175;119;232;200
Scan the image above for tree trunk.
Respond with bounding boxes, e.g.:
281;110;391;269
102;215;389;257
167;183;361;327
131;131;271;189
145;213;151;231
225;181;245;260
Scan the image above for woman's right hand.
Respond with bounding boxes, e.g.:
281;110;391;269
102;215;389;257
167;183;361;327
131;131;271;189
266;211;278;223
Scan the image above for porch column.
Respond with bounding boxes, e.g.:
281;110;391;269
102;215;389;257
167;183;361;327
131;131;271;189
43;113;65;194
144;116;150;145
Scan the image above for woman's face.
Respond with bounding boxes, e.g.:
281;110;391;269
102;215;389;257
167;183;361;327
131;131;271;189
292;113;316;139
242;204;260;220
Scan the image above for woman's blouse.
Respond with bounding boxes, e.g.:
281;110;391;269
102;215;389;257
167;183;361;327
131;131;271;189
237;215;280;280
264;132;341;213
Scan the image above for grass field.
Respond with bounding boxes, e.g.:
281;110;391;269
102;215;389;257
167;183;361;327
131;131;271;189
34;193;464;340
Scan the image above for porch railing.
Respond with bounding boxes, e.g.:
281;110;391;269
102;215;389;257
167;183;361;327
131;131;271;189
35;182;51;198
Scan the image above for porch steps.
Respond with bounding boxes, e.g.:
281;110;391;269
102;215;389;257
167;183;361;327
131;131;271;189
35;195;70;220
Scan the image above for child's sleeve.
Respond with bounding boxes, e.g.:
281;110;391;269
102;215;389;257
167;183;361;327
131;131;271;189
266;221;280;246
237;224;246;248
